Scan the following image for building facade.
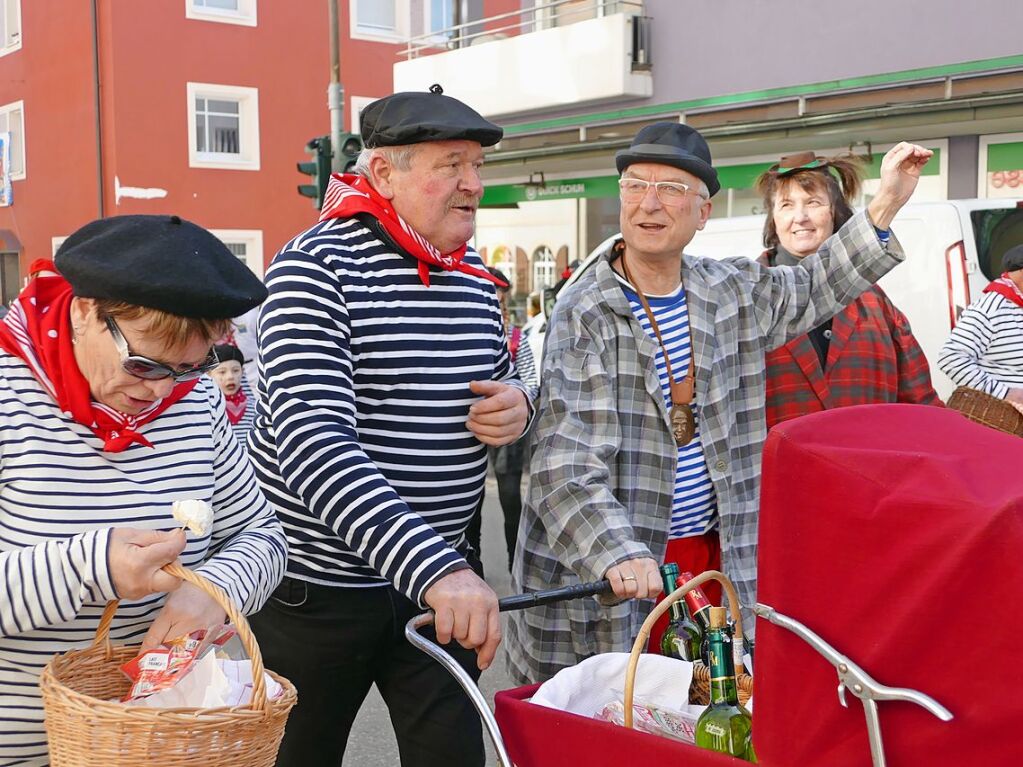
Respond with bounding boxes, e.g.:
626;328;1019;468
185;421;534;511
0;0;413;302
393;0;1023;301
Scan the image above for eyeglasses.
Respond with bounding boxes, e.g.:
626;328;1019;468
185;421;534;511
618;178;706;206
105;316;219;382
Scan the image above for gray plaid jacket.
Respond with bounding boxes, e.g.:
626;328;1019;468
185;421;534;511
506;211;903;684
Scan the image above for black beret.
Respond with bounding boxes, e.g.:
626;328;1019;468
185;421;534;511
360;84;502;148
54;215;267;319
1002;244;1023;272
213;344;245;365
615;122;720;197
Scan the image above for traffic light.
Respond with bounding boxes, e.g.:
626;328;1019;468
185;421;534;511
336;132;363;174
297;135;332;209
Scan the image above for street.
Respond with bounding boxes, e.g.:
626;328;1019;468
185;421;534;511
342;475;518;766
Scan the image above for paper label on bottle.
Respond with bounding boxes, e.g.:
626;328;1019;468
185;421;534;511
703;722;727;737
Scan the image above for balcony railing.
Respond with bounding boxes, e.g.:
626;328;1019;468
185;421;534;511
400;0;645;61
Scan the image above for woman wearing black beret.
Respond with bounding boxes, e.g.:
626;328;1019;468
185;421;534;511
0;214;286;766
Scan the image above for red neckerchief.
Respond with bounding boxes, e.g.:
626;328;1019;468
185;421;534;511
319;173;507;289
508;325;522;362
0;261;198;452
983;273;1023;308
224;388;248;425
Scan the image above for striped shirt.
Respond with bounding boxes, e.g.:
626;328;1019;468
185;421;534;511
618;278;717;537
938;290;1023;398
227;372;256;449
248;216;530;607
0;352;287;767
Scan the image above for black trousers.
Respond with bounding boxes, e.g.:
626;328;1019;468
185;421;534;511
495;469;522;570
249;575;485;767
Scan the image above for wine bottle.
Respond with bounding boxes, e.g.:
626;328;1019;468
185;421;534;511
657;564;701;661
694;607;757;762
678;571;713;663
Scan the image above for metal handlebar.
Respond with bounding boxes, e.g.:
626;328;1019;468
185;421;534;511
754;602;953;767
406;579;613;766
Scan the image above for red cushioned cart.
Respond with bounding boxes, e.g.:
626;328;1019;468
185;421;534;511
407;404;1023;766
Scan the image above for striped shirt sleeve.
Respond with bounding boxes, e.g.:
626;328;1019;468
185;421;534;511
0;528;117;638
194;385;288;614
937;293;1011;398
260;247;467;605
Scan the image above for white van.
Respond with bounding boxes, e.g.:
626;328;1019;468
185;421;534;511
536;199;1023;399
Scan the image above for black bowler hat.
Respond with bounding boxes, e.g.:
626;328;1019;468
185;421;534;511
360;84;503;148
615;122;720;197
55;215;268;319
1002;244;1023;272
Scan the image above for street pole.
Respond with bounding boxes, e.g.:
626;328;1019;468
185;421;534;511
327;0;344;172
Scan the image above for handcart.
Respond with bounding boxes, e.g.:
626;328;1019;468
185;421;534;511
408;404;1023;765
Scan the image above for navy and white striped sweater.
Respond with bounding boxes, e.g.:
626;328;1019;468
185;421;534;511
249;216;530;607
0;353;287;767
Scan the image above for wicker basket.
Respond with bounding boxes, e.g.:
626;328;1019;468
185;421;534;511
40;563;297;767
947;386;1023;437
622;570;752;730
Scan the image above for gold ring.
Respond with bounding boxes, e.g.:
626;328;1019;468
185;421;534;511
622;575;637;581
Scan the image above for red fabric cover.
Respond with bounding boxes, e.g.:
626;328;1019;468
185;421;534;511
756;404;1023;766
494;684;746;767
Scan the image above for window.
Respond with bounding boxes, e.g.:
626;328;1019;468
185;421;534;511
428;0;455;37
187;83;260;171
351;0;400;40
531;245;556;292
0;250;18;304
349;95;379;134
0;100;24;180
490;245;516;293
185;0;257;27
0;0;21;57
210;229;264;278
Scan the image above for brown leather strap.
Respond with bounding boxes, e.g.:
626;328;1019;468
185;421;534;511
619;250;695;406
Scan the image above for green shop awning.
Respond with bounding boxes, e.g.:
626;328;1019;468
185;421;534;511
481;150;941;208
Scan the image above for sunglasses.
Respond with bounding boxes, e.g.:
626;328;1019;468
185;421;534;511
105;316;219;382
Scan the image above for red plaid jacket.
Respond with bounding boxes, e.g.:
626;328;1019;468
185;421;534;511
760;254;941;428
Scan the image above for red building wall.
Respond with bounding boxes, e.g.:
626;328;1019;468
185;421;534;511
97;0;330;263
0;0;99;268
0;0;406;282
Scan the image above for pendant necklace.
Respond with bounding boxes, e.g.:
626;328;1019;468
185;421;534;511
619;250;697;447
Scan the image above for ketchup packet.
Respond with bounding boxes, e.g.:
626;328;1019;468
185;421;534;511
120;624;236;702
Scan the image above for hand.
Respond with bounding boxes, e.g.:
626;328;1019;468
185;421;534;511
867;142;934;230
466;380;529;447
109;528;187;600
604;557;662;601
140;582;228;652
423;568;501;671
1006;388;1023;406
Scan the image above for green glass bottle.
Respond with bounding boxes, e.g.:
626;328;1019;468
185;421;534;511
694;607;757;763
679;570;713;664
657;565;702;662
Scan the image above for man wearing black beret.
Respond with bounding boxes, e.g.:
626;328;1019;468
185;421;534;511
247;86;532;767
506;122;935;685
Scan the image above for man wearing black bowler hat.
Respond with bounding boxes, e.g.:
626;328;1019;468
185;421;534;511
248;86;532;766
507;121;934;684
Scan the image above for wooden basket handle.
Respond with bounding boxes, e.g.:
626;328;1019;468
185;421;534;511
91;562;269;712
622;570;744;729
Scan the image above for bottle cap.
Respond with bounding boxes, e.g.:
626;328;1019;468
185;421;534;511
709;606;727;629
